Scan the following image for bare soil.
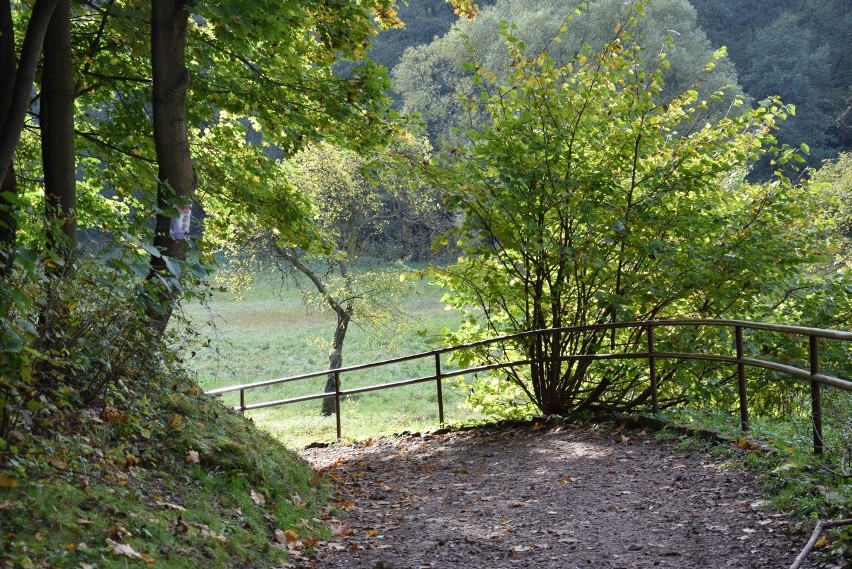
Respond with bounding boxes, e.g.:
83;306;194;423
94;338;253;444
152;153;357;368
295;421;831;569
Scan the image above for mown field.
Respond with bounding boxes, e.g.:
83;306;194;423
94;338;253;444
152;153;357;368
180;272;483;448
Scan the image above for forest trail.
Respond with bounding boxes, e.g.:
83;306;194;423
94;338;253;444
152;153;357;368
292;422;828;568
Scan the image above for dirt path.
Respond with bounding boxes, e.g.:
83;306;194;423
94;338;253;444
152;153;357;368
295;422;822;568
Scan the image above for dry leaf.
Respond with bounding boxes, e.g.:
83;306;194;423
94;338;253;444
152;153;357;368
284;529;299;543
0;473;19;488
154;501;186;511
274;529;288;544
367;529;380;537
814;535;828;549
250;489;266;506
48;456;67;470
106;524;132;541
199;527;227;543
106;538;142;559
185;450;200;463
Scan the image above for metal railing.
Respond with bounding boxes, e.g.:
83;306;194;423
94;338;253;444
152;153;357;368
205;319;852;453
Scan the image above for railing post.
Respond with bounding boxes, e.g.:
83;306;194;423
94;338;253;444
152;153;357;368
334;370;342;441
735;325;748;433
647;324;658;413
240;389;245;414
809;334;823;455
435;353;445;427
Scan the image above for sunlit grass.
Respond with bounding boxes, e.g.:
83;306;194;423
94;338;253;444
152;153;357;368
179;271;484;448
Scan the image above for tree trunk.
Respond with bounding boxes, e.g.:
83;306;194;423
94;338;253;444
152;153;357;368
147;0;196;335
322;309;351;416
0;0;60;273
0;0;59;182
41;0;76;261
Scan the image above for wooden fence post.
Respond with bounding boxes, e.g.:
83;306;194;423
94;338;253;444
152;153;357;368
435;353;445;427
334;370;342;441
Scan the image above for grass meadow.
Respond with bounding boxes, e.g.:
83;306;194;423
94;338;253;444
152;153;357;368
179;271;484;448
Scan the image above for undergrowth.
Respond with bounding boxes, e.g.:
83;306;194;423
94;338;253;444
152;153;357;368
0;369;330;568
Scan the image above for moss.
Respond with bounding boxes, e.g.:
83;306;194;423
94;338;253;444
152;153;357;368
0;372;330;568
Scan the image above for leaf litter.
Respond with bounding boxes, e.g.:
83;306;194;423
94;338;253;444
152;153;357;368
298;422;808;568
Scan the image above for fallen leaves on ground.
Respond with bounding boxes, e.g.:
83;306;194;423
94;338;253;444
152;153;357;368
250;488;266;505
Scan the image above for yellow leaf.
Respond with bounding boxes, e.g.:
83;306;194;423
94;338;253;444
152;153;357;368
367;529;379;537
814;535;828;549
185;450;200;463
0;473;19;488
284;529;300;543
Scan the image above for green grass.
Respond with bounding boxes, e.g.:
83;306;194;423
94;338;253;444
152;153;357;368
0;376;331;568
180;272;483;448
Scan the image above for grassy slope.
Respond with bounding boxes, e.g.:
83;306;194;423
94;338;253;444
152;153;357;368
0;376;330;568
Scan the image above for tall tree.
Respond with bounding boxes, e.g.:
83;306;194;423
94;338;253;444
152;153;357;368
40;0;77;259
0;0;17;272
146;0;196;334
0;0;60;270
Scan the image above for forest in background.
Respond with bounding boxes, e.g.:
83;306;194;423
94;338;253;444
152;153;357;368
372;0;850;174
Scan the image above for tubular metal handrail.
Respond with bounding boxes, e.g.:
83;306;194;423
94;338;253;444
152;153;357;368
205;319;852;452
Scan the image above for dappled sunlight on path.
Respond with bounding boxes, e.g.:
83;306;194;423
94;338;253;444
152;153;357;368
297;422;807;568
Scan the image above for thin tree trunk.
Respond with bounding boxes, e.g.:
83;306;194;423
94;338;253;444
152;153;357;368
41;0;76;260
147;0;196;335
322;310;351;416
272;245;355;416
0;0;60;273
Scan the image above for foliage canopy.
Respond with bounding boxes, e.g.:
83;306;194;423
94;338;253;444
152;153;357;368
424;7;836;416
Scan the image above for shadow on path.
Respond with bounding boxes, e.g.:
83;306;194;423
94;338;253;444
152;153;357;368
297;422;806;568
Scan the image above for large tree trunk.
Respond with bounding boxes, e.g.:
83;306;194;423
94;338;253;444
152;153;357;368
41;0;76;260
147;0;196;335
0;0;60;273
0;0;15;274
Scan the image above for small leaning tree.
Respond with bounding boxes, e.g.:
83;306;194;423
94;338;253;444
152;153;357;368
424;3;834;417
